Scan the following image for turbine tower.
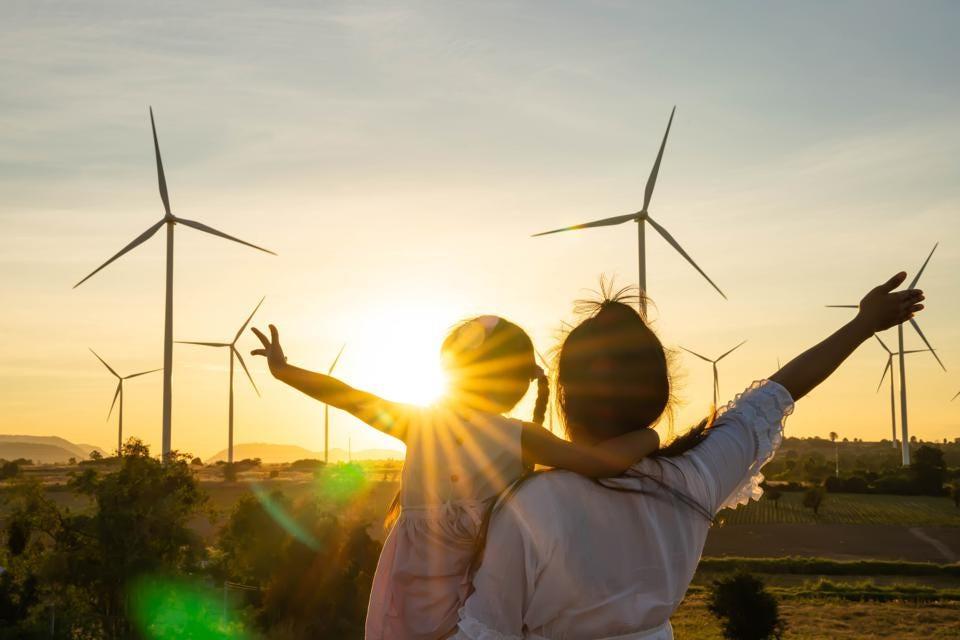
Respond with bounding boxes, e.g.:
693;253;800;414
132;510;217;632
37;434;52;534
89;349;161;455
74;108;275;460
827;244;945;465
874;335;932;448
680;341;746;407
532;107;725;316
324;345;345;464
177;298;264;465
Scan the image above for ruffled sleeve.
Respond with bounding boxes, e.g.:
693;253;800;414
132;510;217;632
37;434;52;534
686;380;794;514
453;611;523;640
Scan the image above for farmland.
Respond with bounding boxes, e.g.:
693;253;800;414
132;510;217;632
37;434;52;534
718;491;960;527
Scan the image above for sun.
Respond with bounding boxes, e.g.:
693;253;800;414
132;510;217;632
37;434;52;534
336;303;454;407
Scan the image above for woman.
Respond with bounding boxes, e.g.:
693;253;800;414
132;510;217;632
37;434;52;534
452;272;924;639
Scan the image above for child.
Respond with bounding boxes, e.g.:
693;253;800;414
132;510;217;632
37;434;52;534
250;315;660;639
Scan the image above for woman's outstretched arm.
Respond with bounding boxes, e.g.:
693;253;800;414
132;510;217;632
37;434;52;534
250;324;413;442
770;272;924;401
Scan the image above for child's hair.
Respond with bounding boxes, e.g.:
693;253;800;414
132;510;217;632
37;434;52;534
441;315;547;423
557;286;673;442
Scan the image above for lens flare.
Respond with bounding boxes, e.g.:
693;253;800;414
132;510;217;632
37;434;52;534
249;482;320;550
129;575;249;640
314;462;368;504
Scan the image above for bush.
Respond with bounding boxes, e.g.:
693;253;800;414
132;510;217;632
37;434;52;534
191;457;203;466
708;572;784;640
0;461;21;480
803;486;825;516
289;459;325;473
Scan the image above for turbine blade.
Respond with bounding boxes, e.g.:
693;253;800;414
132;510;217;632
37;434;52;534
646;215;726;299
716;340;747;361
149;107;171;215
874;334;892;354
909;319;946;371
826;304;858;309
234;348;260;396
176;217;276;255
175;341;229;347
901;349;933;355
952;390;959;401
642;106;676;213
125;368;163;379
908;242;938;289
74;219;166;288
680;346;712;362
531;213;639;237
235;297;266;343
107;382;121;420
328;343;346;375
89;348;120;378
877;358;891;393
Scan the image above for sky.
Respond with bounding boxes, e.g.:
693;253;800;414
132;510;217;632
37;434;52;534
1;1;958;459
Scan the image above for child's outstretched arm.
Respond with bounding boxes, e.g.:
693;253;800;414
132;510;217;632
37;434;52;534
770;272;925;401
521;422;660;477
251;324;414;442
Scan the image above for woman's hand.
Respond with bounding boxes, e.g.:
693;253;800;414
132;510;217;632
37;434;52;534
854;272;925;335
251;324;288;377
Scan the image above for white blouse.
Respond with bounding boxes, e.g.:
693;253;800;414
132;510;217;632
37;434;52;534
451;380;795;640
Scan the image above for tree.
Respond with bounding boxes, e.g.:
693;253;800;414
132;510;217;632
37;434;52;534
911;445;946;496
4;439;208;639
190;457;203;466
0;461;21;481
216;489;381;637
89;450;102;461
803;486;825;517
708;572;784;640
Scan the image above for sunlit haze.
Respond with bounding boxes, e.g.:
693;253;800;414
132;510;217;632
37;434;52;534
1;1;958;459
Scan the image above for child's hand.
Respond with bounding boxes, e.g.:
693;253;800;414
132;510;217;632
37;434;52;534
251;324;288;377
855;272;924;334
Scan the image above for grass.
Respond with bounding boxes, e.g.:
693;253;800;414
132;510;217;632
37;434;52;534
719;491;960;526
672;593;960;639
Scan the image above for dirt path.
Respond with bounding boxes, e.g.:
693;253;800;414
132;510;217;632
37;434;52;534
704;523;960;562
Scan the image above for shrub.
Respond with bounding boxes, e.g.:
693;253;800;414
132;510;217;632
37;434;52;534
803;486;825;516
708;572;784;640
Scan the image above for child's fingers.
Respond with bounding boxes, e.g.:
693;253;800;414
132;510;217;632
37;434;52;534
269;324;280;344
878;272;908;293
251;349;267;357
251;327;270;348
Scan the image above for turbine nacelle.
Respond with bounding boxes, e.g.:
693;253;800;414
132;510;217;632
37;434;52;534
530;106;725;304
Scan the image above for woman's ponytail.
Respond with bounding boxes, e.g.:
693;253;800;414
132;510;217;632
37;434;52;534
532;366;549;426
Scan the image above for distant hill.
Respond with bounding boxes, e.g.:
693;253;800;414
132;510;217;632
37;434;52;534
204;442;404;464
0;435;107;463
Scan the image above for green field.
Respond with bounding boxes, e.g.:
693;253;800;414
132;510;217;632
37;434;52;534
719;492;960;526
672;593;960;639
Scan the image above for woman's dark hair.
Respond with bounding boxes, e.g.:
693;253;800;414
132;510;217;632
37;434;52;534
557;287;672;443
555;284;715;457
441;315;547;422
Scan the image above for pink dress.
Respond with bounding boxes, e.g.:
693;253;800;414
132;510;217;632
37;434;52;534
365;404;527;640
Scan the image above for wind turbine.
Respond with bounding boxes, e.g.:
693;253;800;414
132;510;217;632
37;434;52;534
177;298;264;465
74;108;275;460
324;345;346;464
89;349;161;455
532;107;725;316
953;391;959;402
827;243;945;465
874;335;932;448
680;341;746;407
